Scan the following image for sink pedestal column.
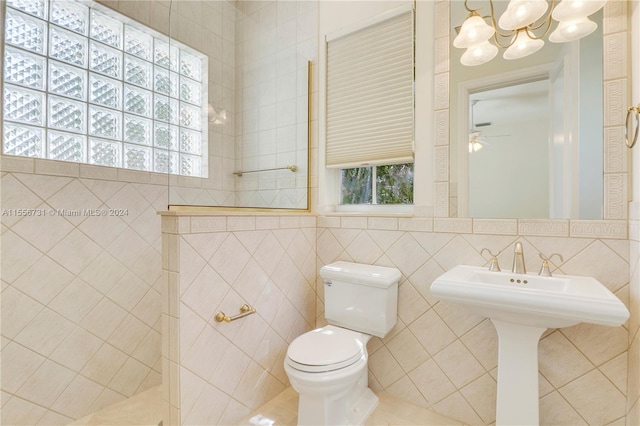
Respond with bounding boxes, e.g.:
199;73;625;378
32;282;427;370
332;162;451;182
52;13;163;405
492;319;546;426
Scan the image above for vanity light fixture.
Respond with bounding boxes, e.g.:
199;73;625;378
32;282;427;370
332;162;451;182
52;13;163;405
454;0;606;66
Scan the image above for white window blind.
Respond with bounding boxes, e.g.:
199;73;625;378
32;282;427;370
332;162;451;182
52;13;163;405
326;6;414;168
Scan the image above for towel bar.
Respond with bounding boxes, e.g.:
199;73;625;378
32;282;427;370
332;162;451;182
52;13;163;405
214;304;256;323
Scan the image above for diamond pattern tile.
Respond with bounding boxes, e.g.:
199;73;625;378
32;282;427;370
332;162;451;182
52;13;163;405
5;8;47;55
124;115;152;145
153;39;178;71
50;1;89;35
125;55;152;89
48;130;86;162
152;149;178;174
154;68;178;98
124;85;152;117
315;221;632;425
49;60;87;100
7;0;48;19
4;84;45;126
124;26;152;61
3;122;44;157
89;105;121;140
153;95;177;124
48;95;86;134
4;46;46;90
90;41;122;79
124;144;152;171
1;7;181;425
180;77;201;105
154;123;178;150
2;3;206;179
179;51;202;82
89;137;121;167
50;25;88;68
179;103;201;130
89;74;122;109
90;9;123;49
180;128;201;155
179;154;201;177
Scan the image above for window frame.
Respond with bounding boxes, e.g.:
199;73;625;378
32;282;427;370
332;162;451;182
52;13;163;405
336;162;415;213
324;3;416;214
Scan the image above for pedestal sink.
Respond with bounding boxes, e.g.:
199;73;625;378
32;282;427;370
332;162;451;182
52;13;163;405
430;265;629;426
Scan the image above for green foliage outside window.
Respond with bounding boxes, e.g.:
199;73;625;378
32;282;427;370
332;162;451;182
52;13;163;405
340;163;413;205
377;163;414;204
341;167;373;204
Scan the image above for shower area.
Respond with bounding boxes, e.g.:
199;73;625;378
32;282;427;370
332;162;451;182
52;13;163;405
0;0;317;424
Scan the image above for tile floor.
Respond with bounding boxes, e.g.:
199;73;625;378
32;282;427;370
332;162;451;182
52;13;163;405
68;386;162;426
66;384;464;426
238;387;465;426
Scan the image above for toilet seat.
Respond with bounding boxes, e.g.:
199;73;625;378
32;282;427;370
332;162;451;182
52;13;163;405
286;326;366;373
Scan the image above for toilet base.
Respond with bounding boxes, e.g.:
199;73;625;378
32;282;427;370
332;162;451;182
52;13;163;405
349;387;378;425
297;386;378;426
293;361;378;426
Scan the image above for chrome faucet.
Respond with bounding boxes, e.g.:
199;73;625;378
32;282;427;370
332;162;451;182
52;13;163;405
512;242;526;274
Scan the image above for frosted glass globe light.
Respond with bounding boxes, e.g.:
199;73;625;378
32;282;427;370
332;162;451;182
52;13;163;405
499;0;549;30
503;30;545;60
549;16;597;42
552;0;607;21
461;40;499;66
454;15;495;48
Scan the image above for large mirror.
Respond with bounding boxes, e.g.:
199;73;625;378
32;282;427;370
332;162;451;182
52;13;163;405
448;0;606;220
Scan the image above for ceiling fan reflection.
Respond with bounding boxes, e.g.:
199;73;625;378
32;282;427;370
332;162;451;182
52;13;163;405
469;100;510;152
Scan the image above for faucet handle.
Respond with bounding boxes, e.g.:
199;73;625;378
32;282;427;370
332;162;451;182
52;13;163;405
538;253;564;276
481;248;501;272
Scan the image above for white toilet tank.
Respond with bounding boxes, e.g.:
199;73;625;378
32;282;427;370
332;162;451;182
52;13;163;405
320;261;401;338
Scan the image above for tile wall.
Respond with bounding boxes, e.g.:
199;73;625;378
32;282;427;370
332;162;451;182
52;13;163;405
161;213;316;425
1;1;175;423
148;0;238;206
233;1;318;209
317;216;630;425
116;0;319;209
628;202;640;424
0;156;166;425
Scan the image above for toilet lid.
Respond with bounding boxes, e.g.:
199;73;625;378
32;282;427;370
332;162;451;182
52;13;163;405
286;326;365;373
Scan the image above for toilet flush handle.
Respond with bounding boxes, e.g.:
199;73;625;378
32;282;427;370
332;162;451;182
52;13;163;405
324;280;332;287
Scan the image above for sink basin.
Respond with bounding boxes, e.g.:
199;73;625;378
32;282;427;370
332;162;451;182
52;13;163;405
430;264;629;329
430;264;629;426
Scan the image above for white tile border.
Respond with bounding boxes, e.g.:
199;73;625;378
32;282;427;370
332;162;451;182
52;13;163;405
161;213;629;240
1;154;169;185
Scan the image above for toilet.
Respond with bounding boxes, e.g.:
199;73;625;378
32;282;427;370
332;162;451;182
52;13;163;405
284;261;401;426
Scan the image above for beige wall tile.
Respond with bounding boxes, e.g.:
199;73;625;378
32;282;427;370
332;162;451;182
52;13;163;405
408;358;456;405
561;323;628;366
386;328;430;373
460;373;497;424
539;391;588;426
16;360;76;407
539;331;594;388
559;369;626;425
432;391;483;425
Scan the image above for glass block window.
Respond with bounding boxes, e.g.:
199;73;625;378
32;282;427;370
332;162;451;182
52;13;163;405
2;0;208;177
